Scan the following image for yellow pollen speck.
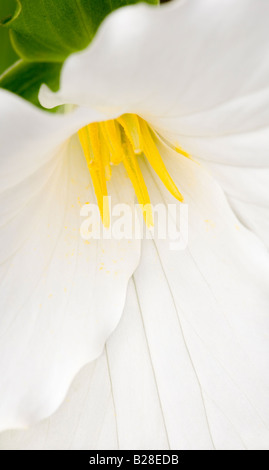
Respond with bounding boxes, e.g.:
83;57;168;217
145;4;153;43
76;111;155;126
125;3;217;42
174;144;191;159
205;219;216;230
78;114;188;227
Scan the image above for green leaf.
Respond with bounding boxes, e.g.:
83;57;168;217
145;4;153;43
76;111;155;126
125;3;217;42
0;0;18;73
0;0;158;108
4;0;158;63
0;60;62;110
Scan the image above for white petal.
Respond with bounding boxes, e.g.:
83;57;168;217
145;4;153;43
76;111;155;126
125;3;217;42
0;89;107;193
2;146;269;450
199;162;269;249
0;280;169;450
135;147;269;450
0;276;212;451
0;124;140;431
0;356;119;450
40;0;269;121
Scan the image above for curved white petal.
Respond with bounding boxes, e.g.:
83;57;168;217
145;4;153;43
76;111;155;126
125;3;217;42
40;0;269;119
0;89;108;193
198;162;269;249
135;146;269;450
0;293;170;451
0;91;140;431
2;146;269;450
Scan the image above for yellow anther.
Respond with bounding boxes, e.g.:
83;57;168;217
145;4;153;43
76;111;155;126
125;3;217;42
117;114;142;155
78;124;110;227
100;134;112;181
174;145;190;158
77;126;93;165
138;118;184;202
100;120;123;165
122;135;153;227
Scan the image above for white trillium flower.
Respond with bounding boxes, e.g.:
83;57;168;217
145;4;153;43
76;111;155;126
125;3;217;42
0;0;269;450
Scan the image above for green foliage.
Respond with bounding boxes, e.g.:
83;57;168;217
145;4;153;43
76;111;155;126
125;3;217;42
0;0;18;73
3;0;158;62
0;60;62;109
0;0;158;108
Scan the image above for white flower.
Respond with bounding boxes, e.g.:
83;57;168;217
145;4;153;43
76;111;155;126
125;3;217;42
0;0;269;450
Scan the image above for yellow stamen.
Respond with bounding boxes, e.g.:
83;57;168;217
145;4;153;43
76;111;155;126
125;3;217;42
77;125;93;165
99;120;123;165
78;124;110;227
138;118;184;202
78;114;188;228
117;114;142;154
122;135;153;227
100;133;112;181
174;145;190;158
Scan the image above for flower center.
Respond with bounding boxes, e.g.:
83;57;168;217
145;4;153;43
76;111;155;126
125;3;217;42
78;114;187;227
